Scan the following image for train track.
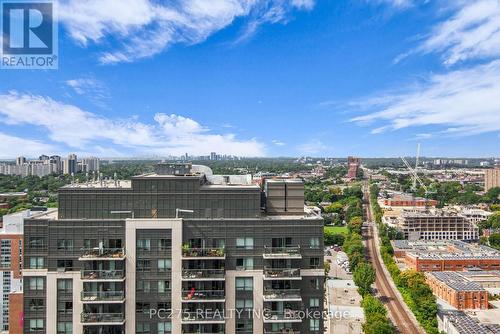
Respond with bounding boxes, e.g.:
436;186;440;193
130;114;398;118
363;184;424;334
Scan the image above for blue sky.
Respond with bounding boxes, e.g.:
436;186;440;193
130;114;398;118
1;0;499;158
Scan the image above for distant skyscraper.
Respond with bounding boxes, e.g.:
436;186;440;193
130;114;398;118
81;157;100;173
38;154;50;161
485;167;500;192
64;154;78;175
210;152;217;160
15;156;25;166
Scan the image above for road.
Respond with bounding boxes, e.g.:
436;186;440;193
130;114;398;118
363;182;424;334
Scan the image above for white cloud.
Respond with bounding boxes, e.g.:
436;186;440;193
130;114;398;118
0;133;60;159
296;139;326;155
367;0;414;9
66;78;110;107
272;139;285;146
0;92;265;157
57;0;315;64
420;0;500;65
350;60;500;136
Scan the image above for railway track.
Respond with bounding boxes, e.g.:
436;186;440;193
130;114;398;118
363;184;424;334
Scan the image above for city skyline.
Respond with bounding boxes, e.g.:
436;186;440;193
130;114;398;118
1;1;499;158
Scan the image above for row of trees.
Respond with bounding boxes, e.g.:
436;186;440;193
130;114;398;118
342;215;395;334
370;184;439;334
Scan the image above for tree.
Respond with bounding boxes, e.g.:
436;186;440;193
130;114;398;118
324;261;331;276
361;294;387;316
324;231;345;246
363;313;395;334
348;216;363;234
354;263;376;295
489;233;500;250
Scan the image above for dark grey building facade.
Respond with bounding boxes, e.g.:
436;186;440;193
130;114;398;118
23;164;324;334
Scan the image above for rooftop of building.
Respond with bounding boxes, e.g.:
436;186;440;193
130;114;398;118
426;272;486;291
393;240;500;260
438;310;500;334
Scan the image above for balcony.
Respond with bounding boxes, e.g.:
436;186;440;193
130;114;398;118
79;248;125;261
263;246;301;259
81;270;125;281
181;311;225;324
80;312;125;325
182;290;225;302
263;289;302;302
263;268;301;280
81;291;125;303
263;310;302;323
264;330;300;334
182;247;225;259
182;269;225;281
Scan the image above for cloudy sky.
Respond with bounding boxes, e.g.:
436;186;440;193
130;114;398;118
1;0;499;158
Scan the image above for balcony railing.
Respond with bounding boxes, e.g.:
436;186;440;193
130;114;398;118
80;312;124;323
182;247;225;258
81;291;125;302
182;290;225;301
80;248;125;260
182;311;225;322
263;310;302;322
264;330;300;334
81;270;124;280
263;289;301;301
263;246;301;259
182;269;225;280
263;268;301;279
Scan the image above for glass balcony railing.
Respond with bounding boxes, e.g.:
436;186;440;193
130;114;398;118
182;311;225;322
263;289;301;301
263;268;301;279
263;246;301;258
182;269;225;280
182;290;225;301
80;248;125;260
80;312;124;323
182;247;225;258
81;291;125;302
263;310;302;322
81;269;124;280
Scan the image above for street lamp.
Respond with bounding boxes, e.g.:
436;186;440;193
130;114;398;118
176;209;194;219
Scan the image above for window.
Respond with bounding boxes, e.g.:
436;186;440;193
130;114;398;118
309;237;320;249
158;322;171;334
137;280;151;293
309;257;320;268
236;277;253;291
236;299;254;310
29;299;44;311
309;298;320;307
158;239;171;250
136;303;151;314
158;259;172;272
57;322;72;334
29;319;44;331
57;301;73;315
29;257;44;269
137;239;151;251
28;237;45;249
136;323;151;334
29;277;43;290
236;258;254;270
310;319;320;331
157;302;170;310
57;239;73;250
236;237;254;249
57;279;72;292
158;280;170;293
137;260;151;272
56;260;73;270
236;319;253;332
310;278;320;290
83;239;97;249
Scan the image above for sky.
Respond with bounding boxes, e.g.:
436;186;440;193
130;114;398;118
0;0;499;158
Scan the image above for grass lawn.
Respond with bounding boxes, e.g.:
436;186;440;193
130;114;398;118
324;226;348;234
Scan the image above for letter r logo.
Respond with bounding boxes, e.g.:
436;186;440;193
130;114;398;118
2;2;53;54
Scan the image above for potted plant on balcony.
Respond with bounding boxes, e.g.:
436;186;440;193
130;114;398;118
182;243;191;256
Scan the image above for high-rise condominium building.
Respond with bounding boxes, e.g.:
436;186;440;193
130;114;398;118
484;167;500;192
22;163;324;334
64;154;78;175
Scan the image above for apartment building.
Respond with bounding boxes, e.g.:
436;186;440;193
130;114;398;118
484;168;500;192
0;210;25;334
396;210;479;241
22;163;324;334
